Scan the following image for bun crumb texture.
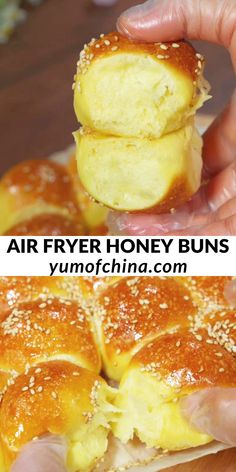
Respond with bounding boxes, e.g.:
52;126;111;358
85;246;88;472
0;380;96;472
74;33;211;212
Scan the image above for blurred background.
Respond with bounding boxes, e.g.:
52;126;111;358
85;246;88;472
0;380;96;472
0;0;235;175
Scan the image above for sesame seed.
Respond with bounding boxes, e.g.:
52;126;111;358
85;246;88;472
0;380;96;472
111;46;118;51
22;386;28;392
159;303;168;309
172;43;180;48
39;303;47;309
51;391;57;400
160;44;168;50
157;54;165;60
104;40;110;46
195;334;203;341
219;368;225;373
198;60;202;68
95;44;100;48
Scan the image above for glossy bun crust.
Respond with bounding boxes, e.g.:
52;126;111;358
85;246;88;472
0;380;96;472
0;297;101;374
94;277;197;381
0;276;94;312
0;361;115;472
0;160;84;235
74;33;209;139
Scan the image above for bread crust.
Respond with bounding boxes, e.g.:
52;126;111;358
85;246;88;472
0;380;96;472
76;33;203;82
0;298;101;375
4;213;84;236
0;361;106;457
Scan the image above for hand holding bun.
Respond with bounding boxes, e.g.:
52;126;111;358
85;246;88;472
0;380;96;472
74;33;210;212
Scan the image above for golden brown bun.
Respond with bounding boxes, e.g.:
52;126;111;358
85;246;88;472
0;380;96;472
74;33;209;139
181;276;234;310
0;160;82;234
67;154;109;232
113;330;236;450
4;213;84;236
0;298;101;375
0;361;116;471
93;277;197;380
131;330;236;390
0;276;93;312
75;122;202;212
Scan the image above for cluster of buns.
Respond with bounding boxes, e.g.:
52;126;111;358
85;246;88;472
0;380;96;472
0;276;235;471
0;156;108;236
0;276;117;472
74;33;210;212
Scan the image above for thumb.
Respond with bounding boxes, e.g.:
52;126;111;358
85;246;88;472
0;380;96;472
117;0;236;53
181;388;236;446
11;435;68;472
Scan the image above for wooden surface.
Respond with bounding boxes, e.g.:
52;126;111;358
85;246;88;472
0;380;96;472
0;0;235;176
0;2;236;469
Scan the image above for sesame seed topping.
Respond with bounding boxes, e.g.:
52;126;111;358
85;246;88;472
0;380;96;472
104;40;110;46
159;303;168;309
172;43;180;48
160;44;168;50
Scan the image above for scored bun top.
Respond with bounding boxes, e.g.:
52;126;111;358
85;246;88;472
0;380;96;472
76;32;203;82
